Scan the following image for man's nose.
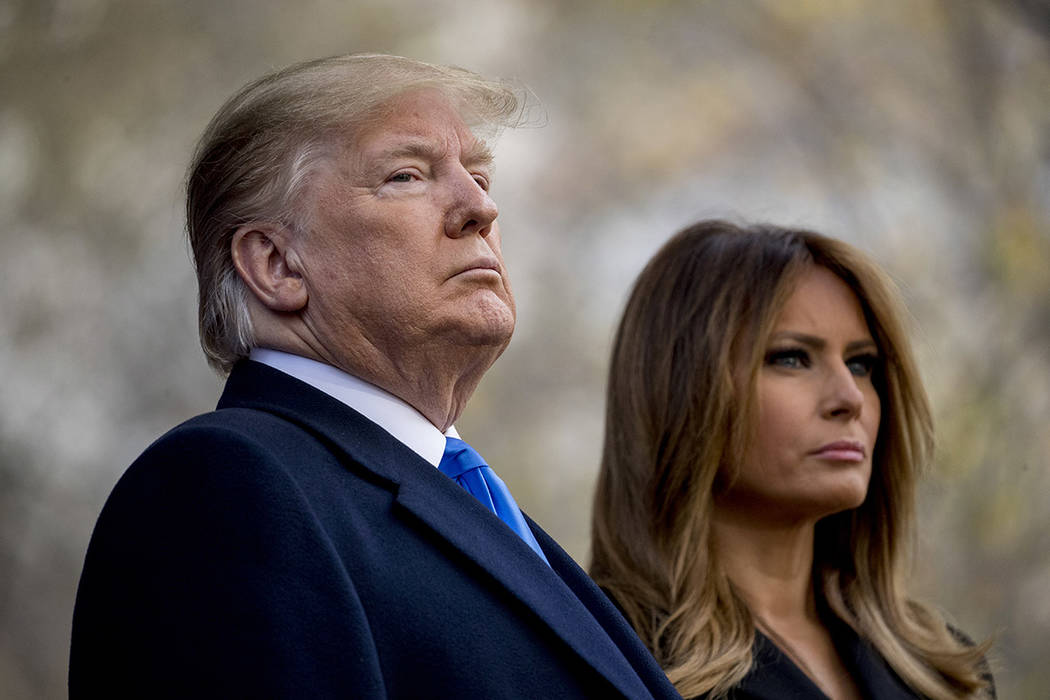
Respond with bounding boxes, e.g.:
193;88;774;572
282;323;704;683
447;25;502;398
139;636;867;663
445;170;498;239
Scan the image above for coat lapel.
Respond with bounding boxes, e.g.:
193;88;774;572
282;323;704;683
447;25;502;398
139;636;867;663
218;361;661;700
394;478;656;700
840;623;917;698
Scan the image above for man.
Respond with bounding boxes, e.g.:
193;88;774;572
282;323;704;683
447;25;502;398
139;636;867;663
70;54;681;699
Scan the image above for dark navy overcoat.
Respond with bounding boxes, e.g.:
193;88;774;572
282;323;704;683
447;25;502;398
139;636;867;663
70;360;681;700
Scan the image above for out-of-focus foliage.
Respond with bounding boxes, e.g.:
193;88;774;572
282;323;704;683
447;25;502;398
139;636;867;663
1;0;1046;697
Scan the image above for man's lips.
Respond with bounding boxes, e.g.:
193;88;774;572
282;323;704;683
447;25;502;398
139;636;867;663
811;440;866;462
450;257;501;280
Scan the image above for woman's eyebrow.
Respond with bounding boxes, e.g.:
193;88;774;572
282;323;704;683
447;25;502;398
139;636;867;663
769;331;824;349
769;332;878;354
846;339;879;354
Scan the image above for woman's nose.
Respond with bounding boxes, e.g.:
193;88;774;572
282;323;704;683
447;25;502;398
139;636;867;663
821;363;866;420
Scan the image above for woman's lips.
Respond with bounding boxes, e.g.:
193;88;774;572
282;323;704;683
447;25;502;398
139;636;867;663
812;440;866;462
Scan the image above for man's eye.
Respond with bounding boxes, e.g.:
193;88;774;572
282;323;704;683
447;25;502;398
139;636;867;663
846;353;879;377
765;348;809;369
388;172;414;183
473;175;490;191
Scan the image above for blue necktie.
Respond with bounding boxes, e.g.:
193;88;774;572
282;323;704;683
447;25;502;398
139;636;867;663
438;437;550;565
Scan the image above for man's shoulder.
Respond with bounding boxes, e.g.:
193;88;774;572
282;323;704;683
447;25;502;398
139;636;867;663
117;391;403;508
111;407;316;503
168;404;305;441
144;405;312;461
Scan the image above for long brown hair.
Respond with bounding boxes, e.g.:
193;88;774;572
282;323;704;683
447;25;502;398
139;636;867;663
590;220;990;698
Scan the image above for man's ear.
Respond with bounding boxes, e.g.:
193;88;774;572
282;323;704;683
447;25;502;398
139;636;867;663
231;224;308;312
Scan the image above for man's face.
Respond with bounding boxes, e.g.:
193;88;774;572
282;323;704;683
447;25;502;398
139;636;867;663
293;89;515;376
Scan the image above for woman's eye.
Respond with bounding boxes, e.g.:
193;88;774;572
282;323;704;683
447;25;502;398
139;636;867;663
766;348;809;369
846;353;879;377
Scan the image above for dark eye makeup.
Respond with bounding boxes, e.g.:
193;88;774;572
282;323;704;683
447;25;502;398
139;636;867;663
765;347;810;369
845;353;879;378
764;347;879;378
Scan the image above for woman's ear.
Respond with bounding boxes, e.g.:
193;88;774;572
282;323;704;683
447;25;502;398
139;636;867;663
230;224;308;312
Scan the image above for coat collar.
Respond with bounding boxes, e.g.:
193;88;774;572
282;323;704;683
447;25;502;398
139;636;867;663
218;360;664;700
741;621;918;699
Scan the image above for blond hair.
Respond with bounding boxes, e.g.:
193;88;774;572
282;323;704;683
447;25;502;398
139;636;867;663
590;220;991;698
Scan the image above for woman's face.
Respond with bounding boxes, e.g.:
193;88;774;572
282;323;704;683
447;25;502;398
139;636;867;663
719;265;882;524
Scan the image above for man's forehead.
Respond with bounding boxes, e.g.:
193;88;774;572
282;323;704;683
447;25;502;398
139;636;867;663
349;90;493;164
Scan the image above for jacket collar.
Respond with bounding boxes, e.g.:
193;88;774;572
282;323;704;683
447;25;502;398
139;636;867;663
744;620;917;699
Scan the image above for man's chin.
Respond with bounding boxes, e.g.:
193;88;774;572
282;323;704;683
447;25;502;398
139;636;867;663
448;300;515;349
462;317;515;349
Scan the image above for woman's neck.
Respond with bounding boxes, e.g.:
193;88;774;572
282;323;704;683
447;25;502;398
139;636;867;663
712;506;865;700
711;506;818;623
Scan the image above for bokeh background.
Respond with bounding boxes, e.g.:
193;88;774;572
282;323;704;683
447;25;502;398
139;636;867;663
2;0;1047;696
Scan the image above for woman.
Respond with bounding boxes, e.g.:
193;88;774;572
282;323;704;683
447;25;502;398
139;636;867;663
590;220;993;699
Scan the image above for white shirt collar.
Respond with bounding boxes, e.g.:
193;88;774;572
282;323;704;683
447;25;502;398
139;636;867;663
248;348;457;467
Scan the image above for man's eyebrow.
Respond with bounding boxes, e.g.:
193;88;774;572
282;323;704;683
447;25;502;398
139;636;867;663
769;331;878;354
371;140;441;162
462;139;494;167
371;139;494;167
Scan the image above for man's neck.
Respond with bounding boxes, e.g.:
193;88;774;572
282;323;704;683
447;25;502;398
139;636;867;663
249;348;459;466
249;304;507;431
257;337;497;433
339;342;497;432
